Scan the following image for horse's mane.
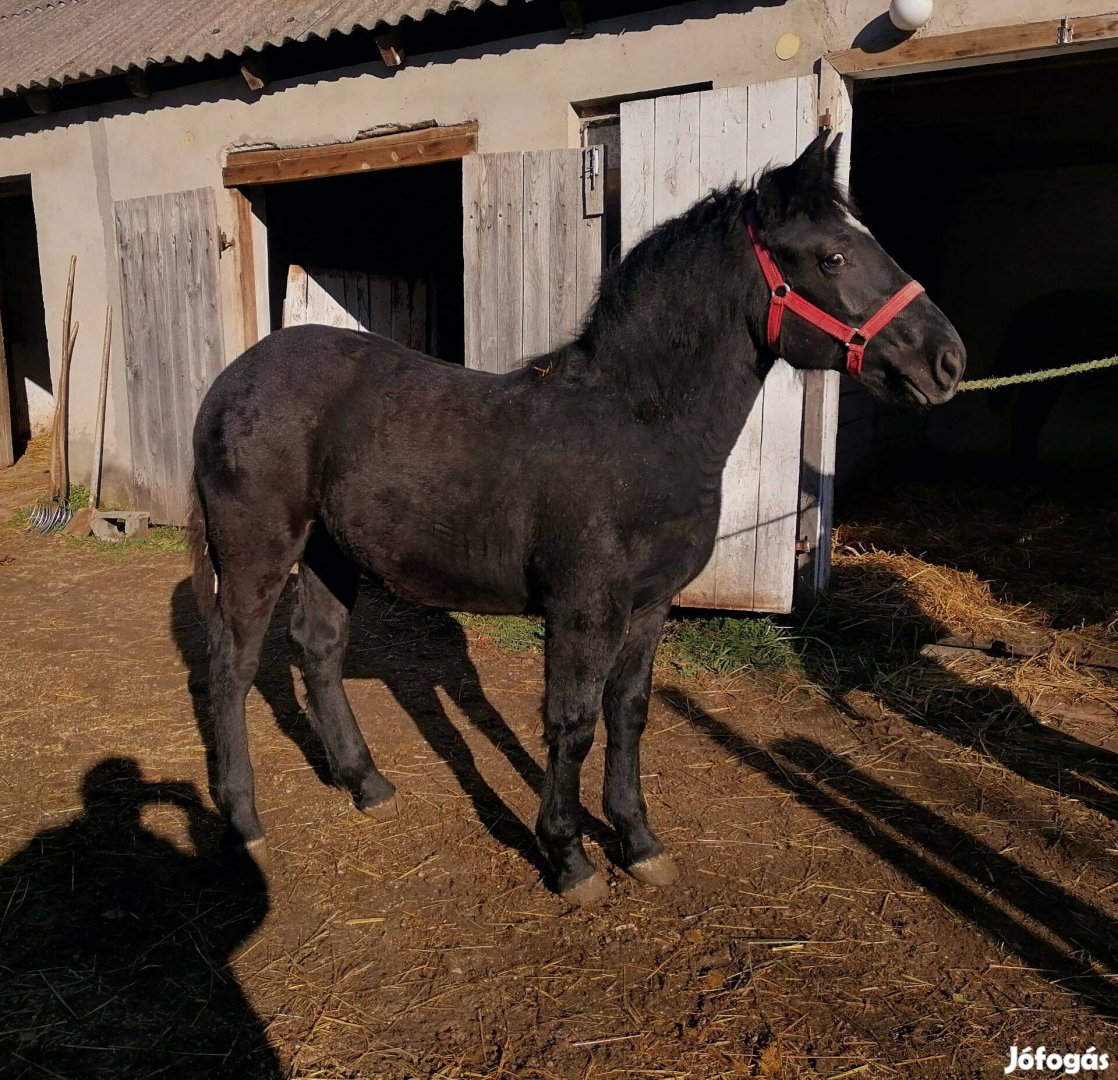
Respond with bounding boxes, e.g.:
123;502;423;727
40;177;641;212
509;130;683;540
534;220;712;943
589;182;751;332
581;163;854;354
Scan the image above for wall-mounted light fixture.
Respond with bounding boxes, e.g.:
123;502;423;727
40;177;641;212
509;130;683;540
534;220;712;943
889;0;934;32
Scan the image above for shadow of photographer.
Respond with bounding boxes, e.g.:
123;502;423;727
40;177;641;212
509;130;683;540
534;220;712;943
0;757;280;1078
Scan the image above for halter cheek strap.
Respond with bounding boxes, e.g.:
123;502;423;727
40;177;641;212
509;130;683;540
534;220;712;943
745;208;926;379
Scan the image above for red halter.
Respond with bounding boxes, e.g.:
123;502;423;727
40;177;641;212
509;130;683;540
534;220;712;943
745;207;926;378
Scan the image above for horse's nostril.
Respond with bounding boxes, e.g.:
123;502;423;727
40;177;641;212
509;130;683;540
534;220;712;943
935;347;965;388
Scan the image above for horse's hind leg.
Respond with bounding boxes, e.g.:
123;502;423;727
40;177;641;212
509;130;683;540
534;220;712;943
209;554;301;865
602;600;678;887
289;531;397;818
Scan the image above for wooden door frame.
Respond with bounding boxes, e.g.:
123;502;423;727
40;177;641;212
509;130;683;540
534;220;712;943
226;122;479;351
795;15;1118;603
826;12;1118;80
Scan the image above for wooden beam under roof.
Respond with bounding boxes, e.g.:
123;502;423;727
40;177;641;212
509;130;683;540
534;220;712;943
222;122;478;187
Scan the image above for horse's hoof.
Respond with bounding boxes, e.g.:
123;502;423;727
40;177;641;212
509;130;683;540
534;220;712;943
628;853;678;887
560;872;609;907
358;794;399;821
244;837;272;875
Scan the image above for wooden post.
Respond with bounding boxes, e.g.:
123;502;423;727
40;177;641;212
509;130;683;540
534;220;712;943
0;298;13;468
90;306;112;507
232;189;260;351
794;59;852;606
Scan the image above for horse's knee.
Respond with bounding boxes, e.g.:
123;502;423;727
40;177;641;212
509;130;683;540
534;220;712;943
549;722;595;763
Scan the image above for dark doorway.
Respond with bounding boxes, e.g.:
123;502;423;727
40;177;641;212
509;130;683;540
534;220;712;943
0;176;51;461
845;48;1118;487
260;160;465;363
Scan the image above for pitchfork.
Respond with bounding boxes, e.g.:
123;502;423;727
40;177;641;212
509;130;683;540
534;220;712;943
29;256;78;535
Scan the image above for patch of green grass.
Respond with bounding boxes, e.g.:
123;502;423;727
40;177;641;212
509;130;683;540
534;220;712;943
67;483;90;510
452;613;546;653
659;615;799;676
66;525;188;555
5;503;32;529
451;609;800;677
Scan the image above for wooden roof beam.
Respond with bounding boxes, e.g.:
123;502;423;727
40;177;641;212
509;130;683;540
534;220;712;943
828;12;1118;77
222;121;478;187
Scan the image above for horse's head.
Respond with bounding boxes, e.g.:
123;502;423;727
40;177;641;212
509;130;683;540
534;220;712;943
750;132;965;406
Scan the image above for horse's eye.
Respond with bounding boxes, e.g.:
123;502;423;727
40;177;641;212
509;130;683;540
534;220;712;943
821;253;846;271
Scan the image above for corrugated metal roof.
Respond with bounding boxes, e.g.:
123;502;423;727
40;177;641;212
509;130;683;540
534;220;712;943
0;0;508;96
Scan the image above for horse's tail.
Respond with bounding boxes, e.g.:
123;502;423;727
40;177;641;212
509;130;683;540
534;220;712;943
187;472;216;619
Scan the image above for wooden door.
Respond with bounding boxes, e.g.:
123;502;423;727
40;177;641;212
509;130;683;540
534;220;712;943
462;148;603;373
282;265;429;352
114;188;225;525
621;78;837;613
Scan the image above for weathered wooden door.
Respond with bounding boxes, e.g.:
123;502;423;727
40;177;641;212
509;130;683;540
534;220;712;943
462;148;603;372
115;188;225;525
621;78;839;612
282;265;430;353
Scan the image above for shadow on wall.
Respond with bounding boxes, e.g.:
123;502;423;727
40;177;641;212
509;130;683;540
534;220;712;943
170;576;619;887
662;687;1118;1020
0;757;281;1078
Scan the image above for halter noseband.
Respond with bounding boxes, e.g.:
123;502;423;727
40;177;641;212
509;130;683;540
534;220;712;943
745;207;925;379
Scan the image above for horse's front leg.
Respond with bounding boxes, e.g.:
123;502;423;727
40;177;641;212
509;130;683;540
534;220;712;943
537;600;628;906
603;600;678;886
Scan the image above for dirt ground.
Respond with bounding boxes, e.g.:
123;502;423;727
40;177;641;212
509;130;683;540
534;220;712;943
2;446;1117;1080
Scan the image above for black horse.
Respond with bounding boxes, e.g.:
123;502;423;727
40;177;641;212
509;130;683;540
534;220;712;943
190;133;965;904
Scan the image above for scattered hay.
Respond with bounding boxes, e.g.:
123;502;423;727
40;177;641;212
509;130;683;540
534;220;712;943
800;482;1118;729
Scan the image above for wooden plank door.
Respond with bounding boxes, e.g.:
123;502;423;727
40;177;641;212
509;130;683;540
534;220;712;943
114;187;225;525
462;148;603;373
621;78;831;613
282;265;429;352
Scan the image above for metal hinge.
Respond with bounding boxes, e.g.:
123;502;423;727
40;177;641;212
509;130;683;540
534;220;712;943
1058;16;1075;45
795;538;813;556
582;145;604;218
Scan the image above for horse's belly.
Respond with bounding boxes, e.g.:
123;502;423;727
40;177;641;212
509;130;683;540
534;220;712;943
335;517;532;614
381;559;531;614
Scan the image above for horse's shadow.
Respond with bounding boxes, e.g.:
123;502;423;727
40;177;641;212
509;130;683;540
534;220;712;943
0;757;280;1078
662;687;1118;1019
171;577;616;881
798;560;1118;832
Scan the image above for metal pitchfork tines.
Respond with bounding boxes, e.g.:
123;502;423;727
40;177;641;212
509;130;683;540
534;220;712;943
27;495;73;535
29;255;78;536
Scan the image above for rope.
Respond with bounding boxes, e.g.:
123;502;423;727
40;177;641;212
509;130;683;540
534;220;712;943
956;354;1118;392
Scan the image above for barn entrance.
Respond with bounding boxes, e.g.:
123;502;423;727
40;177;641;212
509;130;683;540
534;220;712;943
0;176;50;466
843;47;1118;488
259;160;464;362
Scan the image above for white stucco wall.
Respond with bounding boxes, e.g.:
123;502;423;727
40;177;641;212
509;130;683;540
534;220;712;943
0;0;1108;504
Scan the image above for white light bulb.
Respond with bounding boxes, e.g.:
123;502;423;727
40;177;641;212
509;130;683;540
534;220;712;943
889;0;934;32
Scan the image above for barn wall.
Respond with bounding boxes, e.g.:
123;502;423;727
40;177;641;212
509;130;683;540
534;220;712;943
0;0;1106;506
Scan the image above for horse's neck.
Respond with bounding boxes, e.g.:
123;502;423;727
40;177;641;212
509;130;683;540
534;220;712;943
579;259;769;473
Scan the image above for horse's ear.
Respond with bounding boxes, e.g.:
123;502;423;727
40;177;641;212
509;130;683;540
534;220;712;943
755;130;841;223
826;132;844;179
